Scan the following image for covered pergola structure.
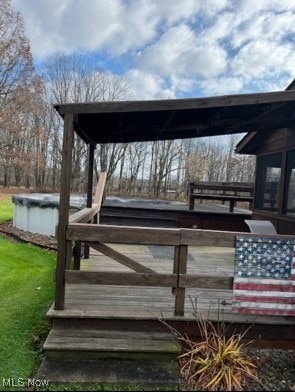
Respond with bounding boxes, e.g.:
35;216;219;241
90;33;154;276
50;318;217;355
54;89;295;311
35;89;295;385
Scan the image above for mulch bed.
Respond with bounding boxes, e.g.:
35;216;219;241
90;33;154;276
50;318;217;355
0;220;57;251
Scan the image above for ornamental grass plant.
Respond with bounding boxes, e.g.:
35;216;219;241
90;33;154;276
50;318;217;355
161;312;260;391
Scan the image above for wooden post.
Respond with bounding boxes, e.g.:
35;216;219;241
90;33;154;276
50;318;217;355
174;244;188;316
189;182;194;210
229;200;234;212
73;241;82;270
55;113;74;310
84;144;95;259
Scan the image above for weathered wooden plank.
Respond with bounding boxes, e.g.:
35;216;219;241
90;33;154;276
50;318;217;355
47;328;177;343
86;242;155;274
55;112;74;310
65;285;171;295
69;204;100;224
67;224;180;245
179;275;233;290
180;228;295;247
189;182;253;193
73;241;81;270
174;245;188;316
83;145;96;260
63;298;173;308
69;208;92;224
181;229;240;247
65;271;177;287
47;283;295;327
65;240;73;270
190;194;253;202
55;90;295;115
94;171;107;207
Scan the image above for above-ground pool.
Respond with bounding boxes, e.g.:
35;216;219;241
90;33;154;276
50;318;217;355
12;193;87;236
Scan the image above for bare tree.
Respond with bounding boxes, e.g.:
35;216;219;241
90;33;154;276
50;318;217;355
0;0;34;187
124;143;146;194
147;140;183;197
42;52;130;191
0;0;33;129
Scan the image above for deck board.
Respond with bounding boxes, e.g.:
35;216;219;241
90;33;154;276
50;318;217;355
47;244;294;327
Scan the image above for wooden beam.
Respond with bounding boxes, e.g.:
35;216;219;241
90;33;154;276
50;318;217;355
85;241;155;274
84;144;95;260
87;145;95;207
73;241;82;270
67;224;180;245
180;228;295;247
94;171;107;207
179;275;233;290
174;245;188;316
180;228;238;247
65;270;177;287
69;204;100;224
55;90;295;115
55;112;74;310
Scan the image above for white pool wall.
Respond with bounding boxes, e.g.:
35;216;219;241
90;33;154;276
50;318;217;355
12;194;86;236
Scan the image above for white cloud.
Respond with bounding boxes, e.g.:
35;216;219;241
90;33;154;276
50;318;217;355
125;69;175;99
199;77;245;96
12;0;295;99
13;0;230;58
135;24;228;77
13;0;125;57
231;40;295;80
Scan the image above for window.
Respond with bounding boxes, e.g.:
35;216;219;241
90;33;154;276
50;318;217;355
254;153;282;212
284;150;295;216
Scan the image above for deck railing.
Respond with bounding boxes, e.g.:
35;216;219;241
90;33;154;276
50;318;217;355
188;181;254;212
56;219;294;316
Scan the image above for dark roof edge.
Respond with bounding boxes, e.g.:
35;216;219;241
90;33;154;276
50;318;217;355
235;77;295;154
286;78;295;91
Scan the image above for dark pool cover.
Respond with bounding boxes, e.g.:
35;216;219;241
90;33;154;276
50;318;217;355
12;193;87;209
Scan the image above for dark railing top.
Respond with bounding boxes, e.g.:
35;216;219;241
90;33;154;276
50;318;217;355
188;181;254;194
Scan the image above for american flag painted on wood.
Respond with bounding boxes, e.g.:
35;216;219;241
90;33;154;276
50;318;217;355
232;236;295;316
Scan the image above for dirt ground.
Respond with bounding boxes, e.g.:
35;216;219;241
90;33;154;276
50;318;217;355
0;186;29;201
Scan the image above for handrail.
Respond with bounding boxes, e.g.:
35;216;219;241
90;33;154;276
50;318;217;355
68;171;107;225
66;224;294;246
188;181;254;193
57;221;295;315
69;204;100;224
188;181;254;212
94;171;107;208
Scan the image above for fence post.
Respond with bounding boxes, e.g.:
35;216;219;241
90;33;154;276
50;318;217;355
73;241;82;270
55;112;74;310
174;244;188;316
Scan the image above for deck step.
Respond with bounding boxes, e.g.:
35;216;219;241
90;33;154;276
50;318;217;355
43;328;180;361
39;328;180;386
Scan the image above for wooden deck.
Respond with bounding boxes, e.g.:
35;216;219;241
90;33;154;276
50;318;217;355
40;198;295;385
48;244;294;330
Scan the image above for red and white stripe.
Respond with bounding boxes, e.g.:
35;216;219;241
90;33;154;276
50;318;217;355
232;253;295;317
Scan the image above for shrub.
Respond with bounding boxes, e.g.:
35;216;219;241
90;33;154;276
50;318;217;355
161;313;260;391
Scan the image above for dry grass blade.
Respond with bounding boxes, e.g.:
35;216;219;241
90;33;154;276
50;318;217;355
159;311;260;391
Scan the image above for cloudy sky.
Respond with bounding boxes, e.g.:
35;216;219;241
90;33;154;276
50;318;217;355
12;0;295;99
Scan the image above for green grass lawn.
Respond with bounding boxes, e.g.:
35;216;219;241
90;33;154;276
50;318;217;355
0;234;56;390
0;197;174;391
0;235;171;392
0;199;14;223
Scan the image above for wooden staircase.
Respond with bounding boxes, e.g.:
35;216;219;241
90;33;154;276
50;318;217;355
37;318;181;387
43;328;180;361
